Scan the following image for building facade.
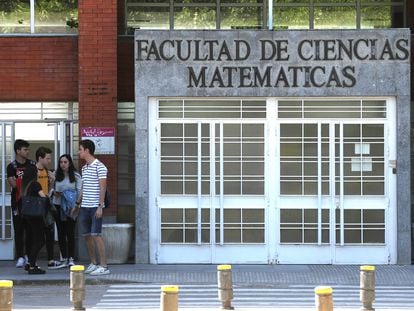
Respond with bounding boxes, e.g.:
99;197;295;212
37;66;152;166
0;0;413;265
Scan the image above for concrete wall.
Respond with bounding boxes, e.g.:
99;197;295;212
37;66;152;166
135;29;411;264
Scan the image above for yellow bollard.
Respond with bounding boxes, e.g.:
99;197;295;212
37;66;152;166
360;265;375;311
314;286;333;311
217;264;234;310
70;265;86;311
0;280;13;311
160;285;179;311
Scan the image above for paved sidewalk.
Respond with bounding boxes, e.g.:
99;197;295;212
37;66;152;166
2;260;414;287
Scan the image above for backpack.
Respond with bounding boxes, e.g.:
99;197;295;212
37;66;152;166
95;161;110;209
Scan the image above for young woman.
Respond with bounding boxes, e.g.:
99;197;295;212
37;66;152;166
21;165;47;274
52;154;82;267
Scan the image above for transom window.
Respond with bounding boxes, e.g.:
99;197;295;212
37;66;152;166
126;0;406;33
0;0;78;34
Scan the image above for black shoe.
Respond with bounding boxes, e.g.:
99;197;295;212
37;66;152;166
24;263;30;271
28;266;46;275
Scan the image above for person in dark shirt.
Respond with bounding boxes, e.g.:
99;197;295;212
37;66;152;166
6;139;36;268
21;165;47;274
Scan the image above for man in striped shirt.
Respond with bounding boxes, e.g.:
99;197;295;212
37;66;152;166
77;139;110;275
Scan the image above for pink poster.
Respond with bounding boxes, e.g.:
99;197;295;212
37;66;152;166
81;127;115;154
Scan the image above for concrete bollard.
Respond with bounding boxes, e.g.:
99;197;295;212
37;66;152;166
160;285;179;311
0;280;13;311
70;265;86;311
314;286;333;311
360;265;375;311
217;264;234;310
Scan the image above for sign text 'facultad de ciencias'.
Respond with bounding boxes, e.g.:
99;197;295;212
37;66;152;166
135;35;409;89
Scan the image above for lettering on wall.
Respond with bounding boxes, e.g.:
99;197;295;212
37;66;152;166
135;35;409;89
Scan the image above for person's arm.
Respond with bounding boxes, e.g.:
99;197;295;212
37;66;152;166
6;164;16;188
95;178;107;219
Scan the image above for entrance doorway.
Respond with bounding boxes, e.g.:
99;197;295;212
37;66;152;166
149;98;396;264
0;103;78;260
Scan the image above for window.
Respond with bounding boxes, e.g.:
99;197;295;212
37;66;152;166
0;0;78;34
125;0;267;33
273;0;405;30
125;0;406;33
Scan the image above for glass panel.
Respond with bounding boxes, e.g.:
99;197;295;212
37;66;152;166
344;230;361;243
129;0;169;2
273;6;309;30
224;229;241;243
314;6;356;29
243;229;264;243
161;208;183;224
0;0;30;33
361;6;391;29
304;209;317;223
304;229;317;243
162;229;183;243
243;209;264;223
127;5;167;31
363;229;384;243
281;124;302;137
281;229;301;243
281;209;301;223
221;6;263;30
185;229;197;243
35;0;78;34
174;6;216;29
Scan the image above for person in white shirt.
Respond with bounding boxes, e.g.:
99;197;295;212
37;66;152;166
76;139;110;276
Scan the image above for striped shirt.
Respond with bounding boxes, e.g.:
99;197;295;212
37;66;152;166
81;159;107;208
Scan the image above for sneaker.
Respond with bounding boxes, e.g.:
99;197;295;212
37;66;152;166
90;265;110;276
84;263;98;274
16;257;26;268
28;266;46;275
48;260;66;270
67;257;75;267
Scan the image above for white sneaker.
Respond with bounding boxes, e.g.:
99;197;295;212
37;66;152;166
16;257;26;268
84;263;98;274
89;265;110;276
67;257;75;267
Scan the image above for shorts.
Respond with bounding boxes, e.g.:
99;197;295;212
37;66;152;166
78;207;102;236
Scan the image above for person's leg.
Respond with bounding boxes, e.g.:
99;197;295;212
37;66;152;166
85;235;97;264
44;224;55;262
23;216;32;259
12;213;24;259
91;211;106;266
93;235;107;267
66;218;76;259
27;217;45;267
54;206;67;259
78;207;97;264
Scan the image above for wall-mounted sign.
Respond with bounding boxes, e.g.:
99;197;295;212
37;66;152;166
81;127;115;155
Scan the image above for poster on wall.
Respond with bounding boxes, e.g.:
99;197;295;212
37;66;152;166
81;127;115;155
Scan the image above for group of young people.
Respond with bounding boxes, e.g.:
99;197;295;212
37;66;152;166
7;139;110;275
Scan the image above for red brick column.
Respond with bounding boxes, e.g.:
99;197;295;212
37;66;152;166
78;0;118;217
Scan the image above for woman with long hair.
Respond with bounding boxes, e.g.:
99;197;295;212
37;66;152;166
21;164;47;274
52;154;82;267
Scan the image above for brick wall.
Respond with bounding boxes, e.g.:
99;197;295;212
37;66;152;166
78;0;118;216
0;36;77;101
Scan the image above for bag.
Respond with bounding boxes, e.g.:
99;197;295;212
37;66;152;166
21;195;49;217
103;189;110;209
94;162;110;209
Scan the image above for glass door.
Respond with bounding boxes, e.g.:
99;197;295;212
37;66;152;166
0;120;78;260
0;122;14;259
154;120;267;263
276;121;392;264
